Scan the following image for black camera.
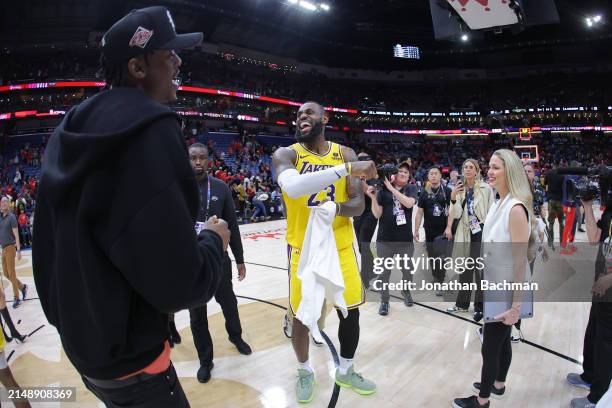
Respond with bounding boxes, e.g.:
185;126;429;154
377;163;399;180
566;179;600;202
372;164;398;190
556;165;612;205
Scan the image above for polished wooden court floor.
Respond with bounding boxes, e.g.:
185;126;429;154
2;213;602;408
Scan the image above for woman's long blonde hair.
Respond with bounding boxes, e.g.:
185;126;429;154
492;149;538;246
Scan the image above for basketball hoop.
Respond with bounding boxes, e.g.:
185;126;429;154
514;145;539;163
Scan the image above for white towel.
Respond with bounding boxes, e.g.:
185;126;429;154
295;201;348;343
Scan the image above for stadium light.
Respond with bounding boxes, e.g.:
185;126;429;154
299;1;317;11
586;14;603;27
287;0;330;12
461;34;469;42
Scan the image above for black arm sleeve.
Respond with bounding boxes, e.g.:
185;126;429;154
223;183;245;264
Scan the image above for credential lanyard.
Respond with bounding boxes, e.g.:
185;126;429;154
200;179;211;221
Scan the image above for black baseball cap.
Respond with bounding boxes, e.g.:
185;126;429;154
101;6;203;64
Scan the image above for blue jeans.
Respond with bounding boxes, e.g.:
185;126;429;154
252;199;267;218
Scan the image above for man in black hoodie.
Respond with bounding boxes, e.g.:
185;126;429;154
32;6;230;407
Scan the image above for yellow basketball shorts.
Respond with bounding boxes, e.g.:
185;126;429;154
288;244;365;314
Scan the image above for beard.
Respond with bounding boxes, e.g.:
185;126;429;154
295;120;323;144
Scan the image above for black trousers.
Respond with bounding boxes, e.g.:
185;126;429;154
547;200;564;243
479;322;512;399
376;242;414;303
424;225;447;284
353;213;377;287
82;364;190;408
455;230;483;312
582;303;612;403
189;256;242;366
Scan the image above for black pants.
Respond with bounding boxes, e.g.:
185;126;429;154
479;322;512;399
82;364;190;408
547;200;564;243
376;242;414;303
424;225;447;284
582;303;612;403
189;256;242;366
353;213;377;287
455;230;483;312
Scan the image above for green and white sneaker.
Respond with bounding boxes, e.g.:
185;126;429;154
296;369;315;403
335;365;376;395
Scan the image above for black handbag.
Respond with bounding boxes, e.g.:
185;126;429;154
451;198;467;236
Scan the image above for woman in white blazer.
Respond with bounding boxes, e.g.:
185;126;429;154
453;149;538;408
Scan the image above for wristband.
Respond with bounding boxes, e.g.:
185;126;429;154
347;162;352;175
335;202;341;215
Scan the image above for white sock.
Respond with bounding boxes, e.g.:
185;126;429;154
338;357;354;375
298;360;313;373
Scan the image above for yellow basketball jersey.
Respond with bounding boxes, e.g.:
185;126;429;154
282;141;353;249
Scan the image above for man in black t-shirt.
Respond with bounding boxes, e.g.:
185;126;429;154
566;198;612;408
368;161;418;316
544;165;565;244
414;167;452;291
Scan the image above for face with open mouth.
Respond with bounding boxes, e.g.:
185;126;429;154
295;102;325;143
141;49;183;103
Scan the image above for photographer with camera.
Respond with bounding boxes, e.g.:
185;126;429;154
445;159;494;322
565;174;612;408
354;152;378;289
368;161;419;316
414;167;452;293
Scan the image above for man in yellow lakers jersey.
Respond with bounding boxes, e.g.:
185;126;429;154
273;101;377;403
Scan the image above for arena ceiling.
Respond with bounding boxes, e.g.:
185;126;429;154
1;0;611;70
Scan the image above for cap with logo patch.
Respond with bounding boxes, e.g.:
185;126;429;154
101;6;203;64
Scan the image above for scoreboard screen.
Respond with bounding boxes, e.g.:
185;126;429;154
393;44;420;59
